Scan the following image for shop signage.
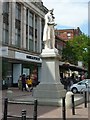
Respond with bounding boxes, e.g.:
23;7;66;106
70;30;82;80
26;55;40;61
15;51;42;63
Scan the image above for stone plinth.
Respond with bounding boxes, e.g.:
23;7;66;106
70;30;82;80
33;48;66;106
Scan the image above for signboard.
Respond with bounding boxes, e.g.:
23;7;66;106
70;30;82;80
15;51;42;63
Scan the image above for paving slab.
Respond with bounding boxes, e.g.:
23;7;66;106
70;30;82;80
2;87;90;119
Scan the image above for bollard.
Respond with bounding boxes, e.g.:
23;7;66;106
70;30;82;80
72;95;75;115
62;97;66;120
33;99;37;120
3;98;8;120
22;109;26;120
84;91;87;108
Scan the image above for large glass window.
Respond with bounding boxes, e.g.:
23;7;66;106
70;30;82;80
15;29;20;47
26;9;28;49
35;16;37;38
15;2;21;20
3;2;9;13
29;11;33;51
15;2;21;47
35;16;37;52
41;19;45;50
29;12;33;27
2;2;9;44
2;23;9;44
29;39;33;51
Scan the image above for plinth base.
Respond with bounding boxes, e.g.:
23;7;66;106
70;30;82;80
33;83;66;106
33;48;66;106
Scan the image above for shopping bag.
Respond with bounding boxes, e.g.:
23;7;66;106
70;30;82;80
26;84;29;91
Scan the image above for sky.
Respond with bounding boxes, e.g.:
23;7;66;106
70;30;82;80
42;0;89;35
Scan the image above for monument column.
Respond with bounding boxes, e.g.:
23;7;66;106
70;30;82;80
33;49;66;106
33;9;66;106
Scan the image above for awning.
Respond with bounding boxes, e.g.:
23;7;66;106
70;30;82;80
59;62;88;72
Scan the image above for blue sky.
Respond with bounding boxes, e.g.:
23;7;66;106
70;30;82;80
42;0;89;35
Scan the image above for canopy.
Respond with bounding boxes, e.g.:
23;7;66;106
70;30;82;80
59;62;87;72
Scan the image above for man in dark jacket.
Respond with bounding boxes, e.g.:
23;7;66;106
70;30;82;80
22;74;27;91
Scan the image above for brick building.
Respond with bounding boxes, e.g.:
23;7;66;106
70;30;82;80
55;27;82;41
55;35;66;57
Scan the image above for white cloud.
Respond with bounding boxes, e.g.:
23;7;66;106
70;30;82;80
42;0;88;29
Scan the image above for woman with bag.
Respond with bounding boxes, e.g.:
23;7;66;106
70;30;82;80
26;75;33;92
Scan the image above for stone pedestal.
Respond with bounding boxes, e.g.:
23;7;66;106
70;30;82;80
33;48;66;106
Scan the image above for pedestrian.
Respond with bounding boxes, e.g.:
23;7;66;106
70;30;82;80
32;69;38;87
21;74;27;91
26;75;33;92
18;75;22;90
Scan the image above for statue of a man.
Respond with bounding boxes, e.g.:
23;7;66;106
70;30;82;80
43;9;56;49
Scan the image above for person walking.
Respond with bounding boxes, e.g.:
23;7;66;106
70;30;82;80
21;74;27;91
26;75;33;92
18;75;22;90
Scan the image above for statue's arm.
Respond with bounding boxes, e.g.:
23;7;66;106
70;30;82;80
47;21;55;25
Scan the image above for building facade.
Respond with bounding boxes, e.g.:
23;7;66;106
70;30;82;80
55;27;82;41
55;35;66;57
0;1;48;87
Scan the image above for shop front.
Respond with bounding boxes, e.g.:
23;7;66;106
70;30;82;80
2;50;42;88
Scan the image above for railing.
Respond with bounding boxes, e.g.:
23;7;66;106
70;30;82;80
2;98;38;120
2;93;89;120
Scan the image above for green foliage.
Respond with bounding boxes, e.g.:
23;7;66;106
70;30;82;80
88;36;90;77
62;34;89;67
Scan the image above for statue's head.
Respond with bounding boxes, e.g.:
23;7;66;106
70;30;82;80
49;9;54;14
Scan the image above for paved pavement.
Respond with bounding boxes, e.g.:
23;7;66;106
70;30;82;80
1;87;90;119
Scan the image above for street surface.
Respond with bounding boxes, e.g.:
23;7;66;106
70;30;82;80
1;87;90;119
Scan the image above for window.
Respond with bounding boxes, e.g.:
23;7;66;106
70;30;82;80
29;11;34;51
2;23;9;44
26;9;28;25
29;12;33;27
35;16;37;38
58;32;60;35
3;2;9;13
29;39;33;51
15;19;21;30
35;39;37;52
15;29;20;47
68;36;71;39
67;33;71;37
15;2;21;20
2;2;9;44
41;19;44;50
15;3;21;47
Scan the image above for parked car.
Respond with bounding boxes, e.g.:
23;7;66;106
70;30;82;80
70;79;90;93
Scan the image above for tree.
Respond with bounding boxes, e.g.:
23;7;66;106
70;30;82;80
62;34;89;68
88;36;90;77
